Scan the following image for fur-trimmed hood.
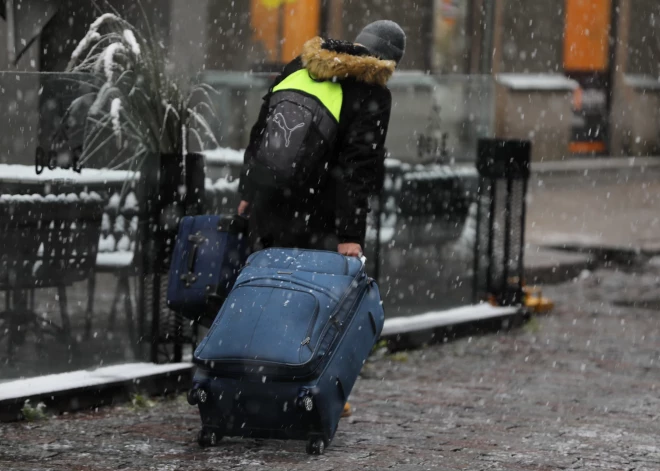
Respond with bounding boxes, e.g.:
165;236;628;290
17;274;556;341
301;37;396;87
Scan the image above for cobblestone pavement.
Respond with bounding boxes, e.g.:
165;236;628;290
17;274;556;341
1;261;659;470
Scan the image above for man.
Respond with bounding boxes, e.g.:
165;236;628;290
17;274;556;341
238;20;406;260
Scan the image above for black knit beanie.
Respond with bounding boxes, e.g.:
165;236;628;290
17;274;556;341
355;20;406;63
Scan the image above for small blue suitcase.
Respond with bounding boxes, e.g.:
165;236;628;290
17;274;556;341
186;248;385;454
166;214;249;328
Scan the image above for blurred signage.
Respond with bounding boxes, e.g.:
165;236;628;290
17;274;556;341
439;0;460;23
260;0;297;9
564;0;611;71
563;0;612;155
568;84;608;154
251;0;320;64
433;0;465;73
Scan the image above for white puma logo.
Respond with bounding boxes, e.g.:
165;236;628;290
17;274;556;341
273;113;305;147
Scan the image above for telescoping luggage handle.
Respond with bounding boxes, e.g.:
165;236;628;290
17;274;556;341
180;215;248;287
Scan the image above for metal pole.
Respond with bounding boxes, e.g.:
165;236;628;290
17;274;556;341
607;0;630;156
604;0;620;156
319;0;330;37
424;0;434;72
150;271;161;363
472;177;483;303
6;0;16;65
517;177;528;301
467;0;483;74
136;219;148;360
373;188;383;285
277;4;284;63
485;178;496;300
480;0;494;73
139;157;162;363
502;176;513;302
326;0;343;39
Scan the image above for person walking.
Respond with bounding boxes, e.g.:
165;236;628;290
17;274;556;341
237;20;406;416
238;20;405;258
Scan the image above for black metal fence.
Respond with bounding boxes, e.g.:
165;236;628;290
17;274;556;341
0;73;527;382
473;139;531;306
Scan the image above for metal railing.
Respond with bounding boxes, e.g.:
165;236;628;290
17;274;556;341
0;71;505;381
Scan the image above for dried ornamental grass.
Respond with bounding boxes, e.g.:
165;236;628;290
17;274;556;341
65;2;219;179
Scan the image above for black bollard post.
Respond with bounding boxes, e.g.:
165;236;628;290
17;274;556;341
473;139;531;307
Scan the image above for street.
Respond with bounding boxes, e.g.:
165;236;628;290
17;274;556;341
2;259;659;470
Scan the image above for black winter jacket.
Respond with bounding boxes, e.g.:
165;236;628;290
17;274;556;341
239;37;394;247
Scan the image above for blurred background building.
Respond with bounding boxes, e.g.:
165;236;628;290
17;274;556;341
1;0;660;162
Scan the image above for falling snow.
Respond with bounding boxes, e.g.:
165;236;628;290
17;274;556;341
1;1;659;468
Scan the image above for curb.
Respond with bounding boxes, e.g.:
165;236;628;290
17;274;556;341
380;304;524;350
0;363;192;422
453;156;660;179
0;304;526;422
524;248;594;285
381;305;520;337
545;243;660;265
530;157;660;176
523;243;660;286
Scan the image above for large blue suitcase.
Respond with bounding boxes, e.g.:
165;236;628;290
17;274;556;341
187;248;385;454
166;214;249;328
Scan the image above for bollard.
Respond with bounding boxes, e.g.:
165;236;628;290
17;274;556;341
473;138;531;307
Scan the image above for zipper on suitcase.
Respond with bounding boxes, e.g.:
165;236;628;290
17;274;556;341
235;275;342;303
181;232;206;286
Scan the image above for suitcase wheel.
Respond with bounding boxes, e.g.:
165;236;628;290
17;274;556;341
197;428;221;448
187;388;208;406
305;436;327;455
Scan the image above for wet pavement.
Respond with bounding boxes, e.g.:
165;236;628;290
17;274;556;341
526;163;660;253
1;258;659;470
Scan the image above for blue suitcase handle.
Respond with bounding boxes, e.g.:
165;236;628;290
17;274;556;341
181;233;206;286
180;215;247;288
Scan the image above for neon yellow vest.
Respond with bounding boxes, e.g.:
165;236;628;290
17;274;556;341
272;69;343;122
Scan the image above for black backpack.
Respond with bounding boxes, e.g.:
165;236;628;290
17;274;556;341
249;69;343;193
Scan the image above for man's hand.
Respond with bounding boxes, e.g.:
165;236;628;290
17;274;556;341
338;242;362;258
237;200;250;216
